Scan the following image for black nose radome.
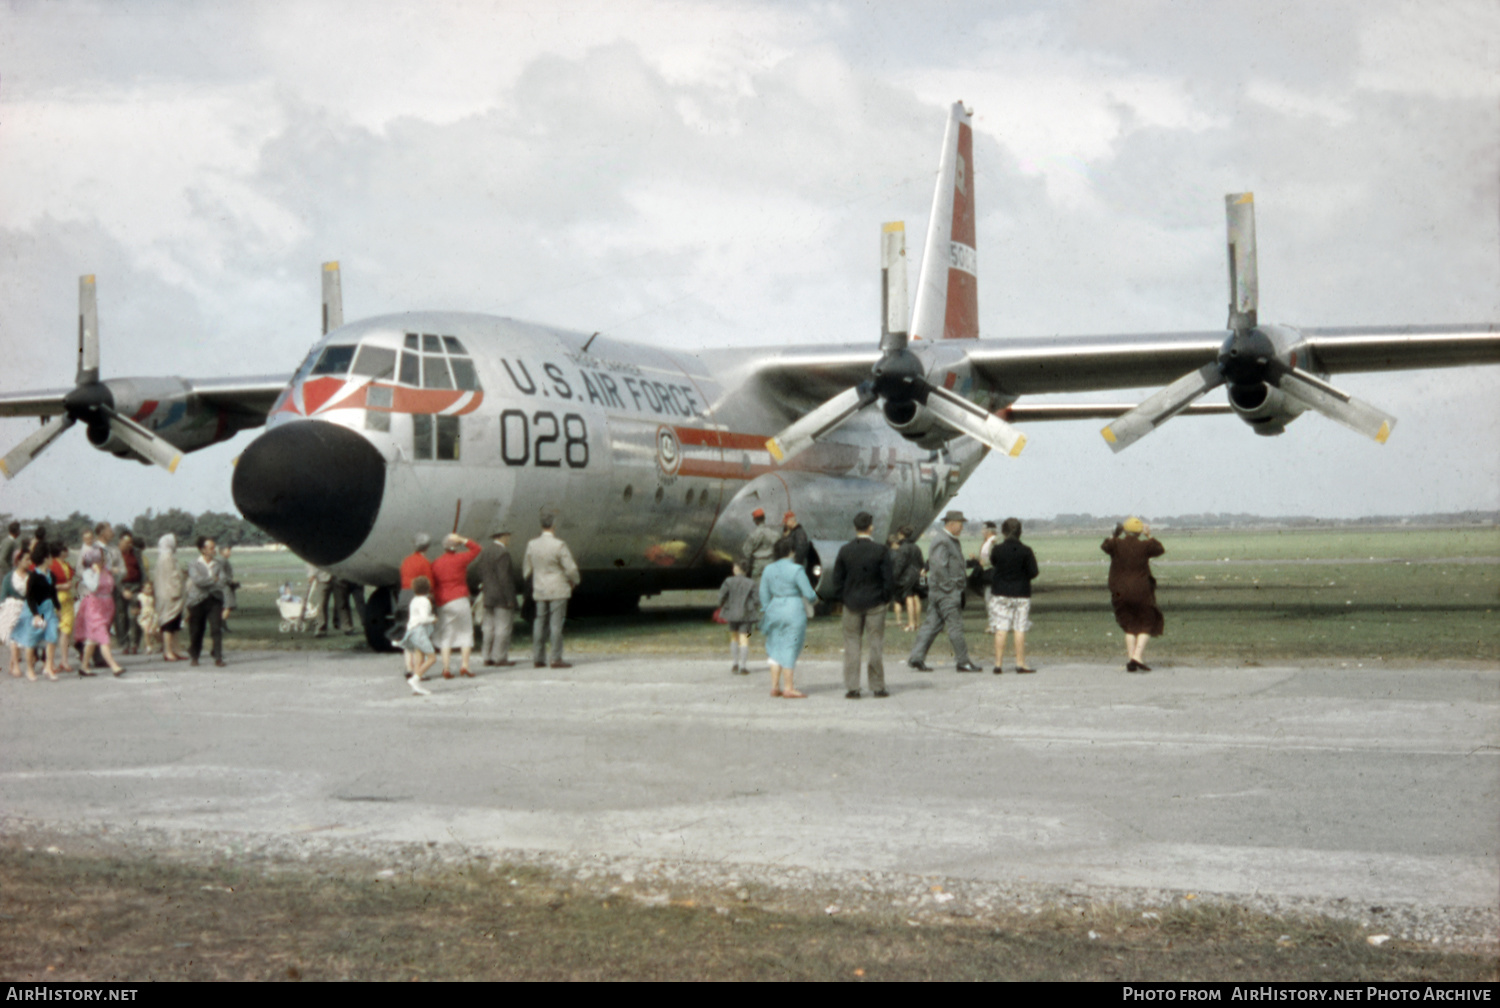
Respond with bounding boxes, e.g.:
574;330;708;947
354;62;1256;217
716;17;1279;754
233;420;385;567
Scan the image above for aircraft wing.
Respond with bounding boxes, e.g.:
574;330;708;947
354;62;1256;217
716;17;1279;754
751;324;1500;402
182;374;293;419
967;324;1500;395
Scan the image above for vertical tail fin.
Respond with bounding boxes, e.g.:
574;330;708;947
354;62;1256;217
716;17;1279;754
911;101;978;341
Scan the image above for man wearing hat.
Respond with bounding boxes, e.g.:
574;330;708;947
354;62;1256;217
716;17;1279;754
739;508;778;584
473;529;518;667
779;511;810;566
908;510;983;672
523;514;581;668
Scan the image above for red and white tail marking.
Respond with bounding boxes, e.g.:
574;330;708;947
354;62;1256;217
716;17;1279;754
911;102;979;341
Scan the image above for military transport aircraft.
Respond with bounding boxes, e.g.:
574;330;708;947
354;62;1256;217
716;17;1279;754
2;102;1496;648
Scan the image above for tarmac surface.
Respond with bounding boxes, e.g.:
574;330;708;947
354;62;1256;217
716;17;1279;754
1;651;1496;913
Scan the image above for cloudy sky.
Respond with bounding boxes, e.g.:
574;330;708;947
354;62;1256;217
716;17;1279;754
1;0;1496;526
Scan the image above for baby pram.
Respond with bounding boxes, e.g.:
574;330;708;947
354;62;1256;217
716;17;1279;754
277;594;321;633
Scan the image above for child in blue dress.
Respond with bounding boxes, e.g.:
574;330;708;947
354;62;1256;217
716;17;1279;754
399;576;437;695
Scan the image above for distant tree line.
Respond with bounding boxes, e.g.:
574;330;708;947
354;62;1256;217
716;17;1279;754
0;508;276;547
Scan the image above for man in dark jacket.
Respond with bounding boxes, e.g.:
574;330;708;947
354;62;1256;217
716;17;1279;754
472;530;518;667
825;511;895;698
779;511;810;566
987;517;1039;674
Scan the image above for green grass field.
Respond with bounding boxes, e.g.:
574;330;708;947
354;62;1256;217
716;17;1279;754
220;526;1499;663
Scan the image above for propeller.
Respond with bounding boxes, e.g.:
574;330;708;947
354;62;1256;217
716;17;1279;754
766;222;1026;464
1101;194;1395;451
0;275;182;480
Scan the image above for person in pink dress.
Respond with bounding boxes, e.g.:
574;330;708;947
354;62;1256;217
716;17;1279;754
75;547;125;676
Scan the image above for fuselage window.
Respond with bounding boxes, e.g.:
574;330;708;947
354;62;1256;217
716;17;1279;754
413;414;433;460
442;336;466;354
366;384;393;409
365;410;391;433
404;333;420;350
422;334;443;354
311;345;356;376
412;413;459;461
422;356;455;390
351;345;397;380
436;415;461;460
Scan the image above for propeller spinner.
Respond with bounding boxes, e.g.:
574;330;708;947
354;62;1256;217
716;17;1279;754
0;276;183;479
1101;194;1395;451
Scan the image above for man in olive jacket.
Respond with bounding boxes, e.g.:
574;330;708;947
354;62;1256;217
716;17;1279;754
825;511;895;698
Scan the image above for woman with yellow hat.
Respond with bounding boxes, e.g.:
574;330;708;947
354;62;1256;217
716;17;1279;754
1101;517;1165;672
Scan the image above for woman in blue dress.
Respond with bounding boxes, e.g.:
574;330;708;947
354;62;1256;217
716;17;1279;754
759;538;818;699
13;545;60;681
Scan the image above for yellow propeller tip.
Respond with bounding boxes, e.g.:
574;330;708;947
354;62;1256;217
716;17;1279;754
765;440;785;463
1008;435;1026;458
1100;427;1117;444
1375;422;1391;445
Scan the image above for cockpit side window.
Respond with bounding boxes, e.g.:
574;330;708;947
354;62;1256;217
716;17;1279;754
449;357;479;391
310;345;357;376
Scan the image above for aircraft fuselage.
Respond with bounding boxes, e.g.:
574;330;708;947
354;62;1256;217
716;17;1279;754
232;312;990;595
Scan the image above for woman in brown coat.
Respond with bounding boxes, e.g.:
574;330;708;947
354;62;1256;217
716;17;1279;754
1101;517;1164;672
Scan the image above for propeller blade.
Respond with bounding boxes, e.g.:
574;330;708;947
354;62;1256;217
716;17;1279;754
77;274;100;385
880;222;909;352
925;384;1026;457
1100;362;1225;453
0;415;76;480
1226;193;1257;332
322;261;344;335
101;407;183;473
765;384;877;464
1269;362;1396;444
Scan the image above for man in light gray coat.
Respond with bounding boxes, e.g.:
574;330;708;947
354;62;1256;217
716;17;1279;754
523;515;581;669
907;510;982;673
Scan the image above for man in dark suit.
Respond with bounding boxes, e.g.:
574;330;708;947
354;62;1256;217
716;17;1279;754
473;529;518;667
825;511;895;698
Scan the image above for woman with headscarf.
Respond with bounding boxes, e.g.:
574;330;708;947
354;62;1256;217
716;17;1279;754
1101;516;1165;672
13;544;61;680
758;537;818;699
154;533;187;662
75;546;125;676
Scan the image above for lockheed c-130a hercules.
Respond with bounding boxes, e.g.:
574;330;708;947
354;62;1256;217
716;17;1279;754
2;101;1496;650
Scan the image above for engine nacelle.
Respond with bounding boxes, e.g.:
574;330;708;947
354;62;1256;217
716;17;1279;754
1227;381;1306;436
883;399;948;449
83;376;237;462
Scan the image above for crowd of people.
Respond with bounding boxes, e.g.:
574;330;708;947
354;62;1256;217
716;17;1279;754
0;507;1169;695
0;521;240;680
721;507;1168;699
